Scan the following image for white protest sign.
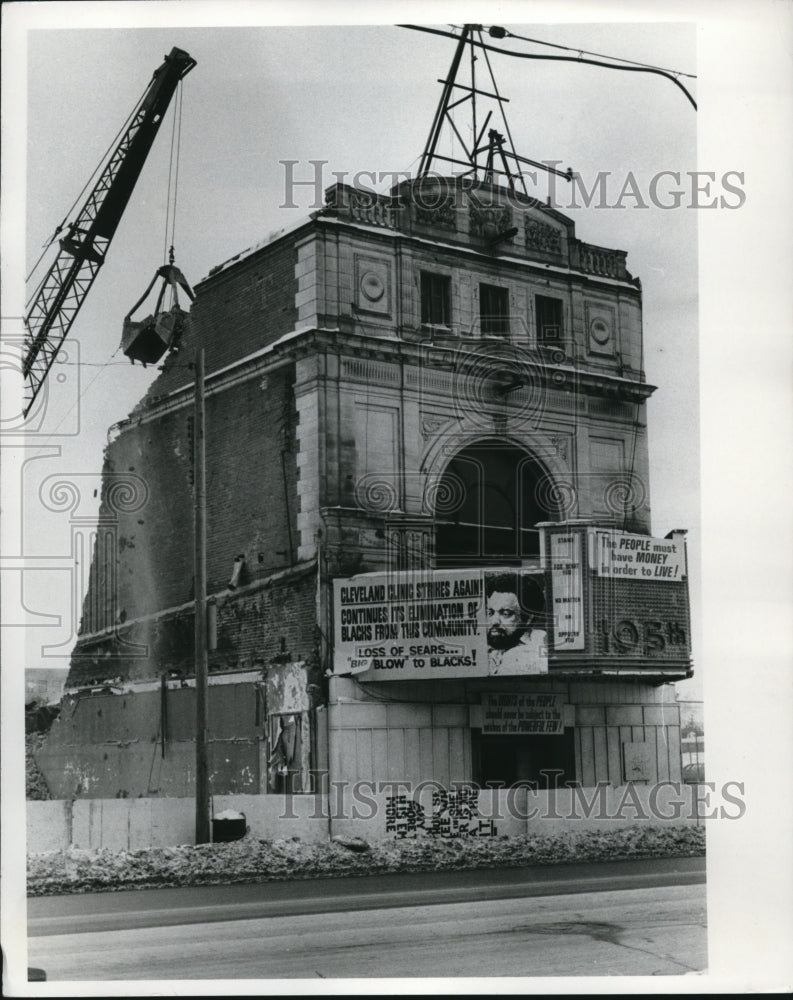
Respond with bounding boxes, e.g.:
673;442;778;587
592;530;686;581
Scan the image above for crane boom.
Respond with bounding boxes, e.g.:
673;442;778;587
23;46;196;416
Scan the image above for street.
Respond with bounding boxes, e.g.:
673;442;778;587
27;858;707;980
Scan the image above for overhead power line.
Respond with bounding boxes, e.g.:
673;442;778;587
497;26;696;80
400;24;697;111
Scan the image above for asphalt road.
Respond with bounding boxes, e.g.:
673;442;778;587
27;857;707;981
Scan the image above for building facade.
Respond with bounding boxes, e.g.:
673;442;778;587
38;177;692;824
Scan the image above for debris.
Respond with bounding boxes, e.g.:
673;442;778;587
27;825;706;897
331;834;371;853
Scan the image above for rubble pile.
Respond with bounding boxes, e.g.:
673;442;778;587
28;824;705;896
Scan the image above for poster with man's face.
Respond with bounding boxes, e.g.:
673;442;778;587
333;568;548;679
484;570;547;675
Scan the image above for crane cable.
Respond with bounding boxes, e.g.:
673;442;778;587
159;78;186;314
163;78;185;270
400;24;697;111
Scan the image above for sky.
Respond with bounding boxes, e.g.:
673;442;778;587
2;1;792;994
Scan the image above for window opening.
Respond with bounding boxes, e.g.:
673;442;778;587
480;283;509;336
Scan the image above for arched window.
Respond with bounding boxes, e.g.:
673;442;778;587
434;440;561;568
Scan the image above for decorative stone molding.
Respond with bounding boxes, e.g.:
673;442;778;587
585;301;617;357
354;257;391;316
420;414;451;438
550;434;571;464
524;217;563;255
414;199;457;231
469;204;513;240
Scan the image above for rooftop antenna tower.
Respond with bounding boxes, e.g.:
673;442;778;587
416;24;573;194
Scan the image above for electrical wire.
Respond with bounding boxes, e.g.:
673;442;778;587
400;24;697;110
502;27;696;79
38;359;195;367
23;347;127;458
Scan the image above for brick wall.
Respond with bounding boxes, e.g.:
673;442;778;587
81;364;298;619
70;356;310;685
213;568;319;672
140;236;300;402
69;565;319;686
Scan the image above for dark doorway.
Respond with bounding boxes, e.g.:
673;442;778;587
434;440;560;567
471;728;577;787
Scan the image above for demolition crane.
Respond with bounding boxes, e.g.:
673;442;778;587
22;46;196;416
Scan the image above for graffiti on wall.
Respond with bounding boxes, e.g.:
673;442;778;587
385;787;498;839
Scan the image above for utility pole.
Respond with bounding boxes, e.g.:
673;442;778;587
194;348;210;843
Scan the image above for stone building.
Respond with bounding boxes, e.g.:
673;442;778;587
38;175;692;820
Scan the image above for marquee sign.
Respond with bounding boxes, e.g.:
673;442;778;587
333;525;692;681
543;524;692;673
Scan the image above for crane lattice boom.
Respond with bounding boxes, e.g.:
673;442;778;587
23;46;196;416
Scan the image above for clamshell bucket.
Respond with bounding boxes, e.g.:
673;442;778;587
122;263;195;365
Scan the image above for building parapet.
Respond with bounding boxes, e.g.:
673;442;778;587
573;242;631;282
321;179;637;287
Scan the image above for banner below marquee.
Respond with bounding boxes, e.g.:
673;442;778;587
482;692;565;735
333;568;548;681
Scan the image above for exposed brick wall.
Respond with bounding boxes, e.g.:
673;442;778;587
201;365;299;594
69;567;319;687
83;365;297;622
71;360;304;686
140;236;300;402
214;569;319;673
